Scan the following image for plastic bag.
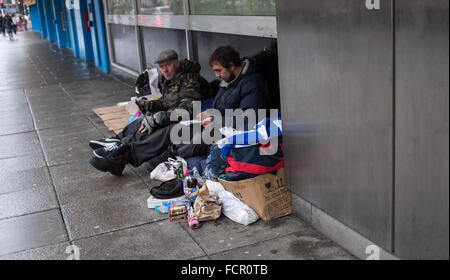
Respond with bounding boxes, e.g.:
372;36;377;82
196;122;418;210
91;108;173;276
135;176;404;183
147;68;161;96
205;180;225;197
191;167;204;187
218;191;259;226
168;156;188;179
135;68;161;97
150;162;175;181
193;185;222;221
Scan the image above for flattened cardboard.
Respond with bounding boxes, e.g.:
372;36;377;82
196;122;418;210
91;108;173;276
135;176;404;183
219;168;292;222
92;105;130;134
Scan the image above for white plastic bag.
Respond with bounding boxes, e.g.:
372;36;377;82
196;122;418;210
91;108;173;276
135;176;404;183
217;191;259;226
168;156;188;179
147;68;161;96
150;162;175;181
205;180;225;197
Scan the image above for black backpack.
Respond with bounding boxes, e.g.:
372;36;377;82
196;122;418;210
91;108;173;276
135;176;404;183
251;42;281;110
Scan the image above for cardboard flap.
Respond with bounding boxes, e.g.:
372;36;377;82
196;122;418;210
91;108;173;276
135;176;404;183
219;168;292;222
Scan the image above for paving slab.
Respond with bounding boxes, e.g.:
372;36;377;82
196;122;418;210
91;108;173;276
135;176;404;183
0;131;41;159
24;84;64;96
0;89;25;97
0;92;27;113
50;160;159;240
27;100;78;115
0;110;35;136
37;124;104;166
0;185;59;220
0;209;68;256
61;78;132;97
178;215;308;256
26;94;74;107
0;242;71;260
210;230;356;260
72;221;205;260
32;111;91;131
0;154;51;194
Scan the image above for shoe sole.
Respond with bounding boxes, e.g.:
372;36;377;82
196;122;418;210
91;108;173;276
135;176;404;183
89;139;120;150
88;157;124;176
93;149;104;159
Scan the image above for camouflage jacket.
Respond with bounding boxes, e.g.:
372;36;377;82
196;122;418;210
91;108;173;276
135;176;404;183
146;59;209;127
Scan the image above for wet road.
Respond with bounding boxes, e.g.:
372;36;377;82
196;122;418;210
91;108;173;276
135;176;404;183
0;31;355;260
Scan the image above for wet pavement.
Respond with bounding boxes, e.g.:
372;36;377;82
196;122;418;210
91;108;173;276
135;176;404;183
0;31;356;260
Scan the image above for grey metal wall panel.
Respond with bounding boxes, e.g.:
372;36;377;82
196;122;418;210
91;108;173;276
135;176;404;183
110;23;140;71
140;27;187;69
192;31;276;81
276;0;393;250
395;0;449;259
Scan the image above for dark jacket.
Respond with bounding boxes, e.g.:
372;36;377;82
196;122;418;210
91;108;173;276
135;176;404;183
212;58;270;129
3;15;13;29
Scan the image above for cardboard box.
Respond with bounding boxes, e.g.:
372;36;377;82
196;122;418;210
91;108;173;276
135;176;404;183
219;168;292;222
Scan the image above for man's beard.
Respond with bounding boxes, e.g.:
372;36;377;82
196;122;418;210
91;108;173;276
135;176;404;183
224;72;236;83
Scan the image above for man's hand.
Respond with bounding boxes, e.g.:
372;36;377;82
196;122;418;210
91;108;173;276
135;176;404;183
139;121;149;134
135;98;159;113
135;97;148;112
139;116;155;135
197;111;213;128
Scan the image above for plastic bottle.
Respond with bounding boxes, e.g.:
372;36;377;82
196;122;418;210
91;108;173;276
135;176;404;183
155;199;186;214
187;204;201;229
184;170;198;201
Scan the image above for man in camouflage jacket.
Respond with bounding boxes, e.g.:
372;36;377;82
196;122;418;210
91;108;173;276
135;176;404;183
88;50;210;176
135;55;209;135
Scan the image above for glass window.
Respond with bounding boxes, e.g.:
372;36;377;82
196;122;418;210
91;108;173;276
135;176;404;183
107;0;135;15
137;0;184;15
110;24;140;71
192;31;277;81
189;0;276;16
140;27;187;68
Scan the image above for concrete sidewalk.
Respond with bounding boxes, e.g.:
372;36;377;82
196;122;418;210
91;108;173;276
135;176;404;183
0;31;355;260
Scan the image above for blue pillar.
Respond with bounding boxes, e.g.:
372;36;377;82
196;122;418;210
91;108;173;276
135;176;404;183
36;0;48;38
51;0;68;48
91;0;110;73
73;0;94;62
42;0;57;42
66;4;79;56
29;4;41;32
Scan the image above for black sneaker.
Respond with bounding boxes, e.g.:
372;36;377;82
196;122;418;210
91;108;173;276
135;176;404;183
88;157;125;176
144;145;177;173
93;142;119;159
89;136;121;150
88;144;132;176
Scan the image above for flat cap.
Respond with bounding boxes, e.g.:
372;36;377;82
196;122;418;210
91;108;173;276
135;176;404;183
154;49;178;64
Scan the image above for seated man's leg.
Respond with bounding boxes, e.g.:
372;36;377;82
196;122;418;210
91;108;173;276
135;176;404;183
174;143;210;159
88;124;175;176
89;117;145;151
128;123;176;167
143;124;209;172
202;144;229;182
117;117;148;145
